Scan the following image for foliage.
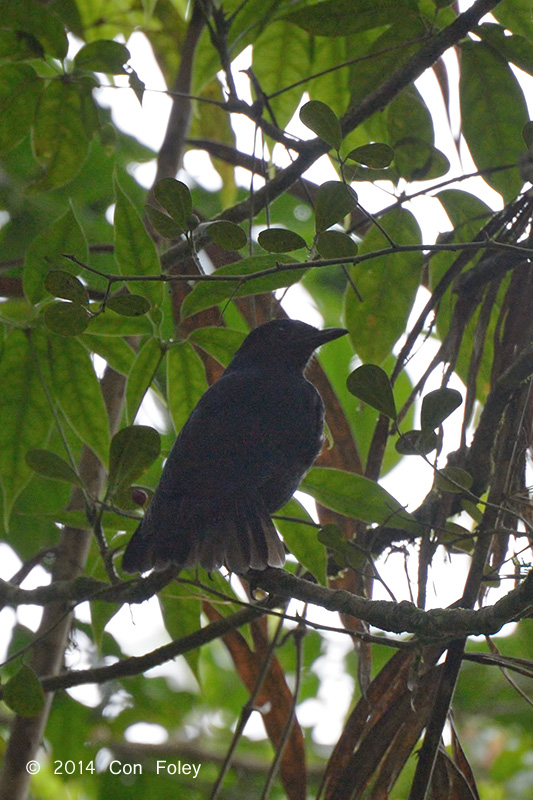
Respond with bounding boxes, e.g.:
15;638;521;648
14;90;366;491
0;0;533;798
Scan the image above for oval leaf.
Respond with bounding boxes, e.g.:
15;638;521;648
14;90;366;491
145;205;184;238
346;364;397;419
395;429;439;456
299;100;342;150
346;143;394;168
316;230;358;258
153;178;192;229
43;301;91;336
421;388;463;431
258;228;307;253
108;425;161;496
315;181;358;233
74;40;130;74
106;294;151;317
207;220;247;251
25;448;81;486
435;467;473;494
45;269;88;304
3;665;45;718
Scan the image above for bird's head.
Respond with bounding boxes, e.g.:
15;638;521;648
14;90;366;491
228;319;348;373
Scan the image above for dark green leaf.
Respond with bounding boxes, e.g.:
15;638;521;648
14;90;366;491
394;138;450;181
523;121;533;149
275;497;327;585
106;294;151;317
258;228;307;253
346;143;394;168
74;40;130;74
108;426;161;496
167;342;208;435
25;449;81;486
460;40;528;201
0;29;43;60
44;269;88;304
284;0;414;36
435;467;473;494
315;181;358;233
3;665;45;718
129;68;145;104
145;205;184;238
180;255;304;318
153;178;192;229
346;364;397;419
421;388;463;431
316;230;358;259
1;0;68;59
43;301;91;336
299;100;342;149
395;429;439;455
0;64;42;155
32;79;90;190
207;220;247;250
114;176;163;306
301;467;421;533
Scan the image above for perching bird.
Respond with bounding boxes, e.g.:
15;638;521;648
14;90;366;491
122;319;347;574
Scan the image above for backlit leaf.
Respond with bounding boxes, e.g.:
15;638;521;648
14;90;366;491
315;181;358;233
346;364;397;419
258;228;307;253
299;100;342;150
108;425;161;496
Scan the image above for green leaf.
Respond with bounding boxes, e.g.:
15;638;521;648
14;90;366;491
207;220;247;251
47;334;110;465
166;342;208;435
460;40;528;201
44;270;88;305
23;207;88;306
299;100;342;150
86;311;152;337
284;0;413;36
25;449;82;486
275;497;327;585
395;429;439;455
435;467;473;494
129;68;145;105
0;29;43;61
301;467;421;534
108;425;161;497
106;294;151;317
315;181;358;233
32;78;90;190
153;178;192;230
43;301;91;336
158;583;202;680
3;665;45;718
126;337;165;424
344;208;422;364
0;330;53;523
74;41;130;74
0;64;42;155
316;230;358;259
80;334;135;377
258;228;307;253
180;255;304;318
523;121;533;149
1;0;68;59
421;388;463;431
346;364;397;419
145;205;184;238
114;176;163;306
394;139;450;181
387;86;434;148
346;143;394;168
188;326;246;367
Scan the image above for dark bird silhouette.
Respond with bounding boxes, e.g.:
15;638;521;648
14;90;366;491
122;319;347;574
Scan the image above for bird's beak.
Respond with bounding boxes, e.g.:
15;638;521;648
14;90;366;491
313;327;349;346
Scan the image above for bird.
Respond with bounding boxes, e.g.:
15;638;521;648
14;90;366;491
121;318;348;575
